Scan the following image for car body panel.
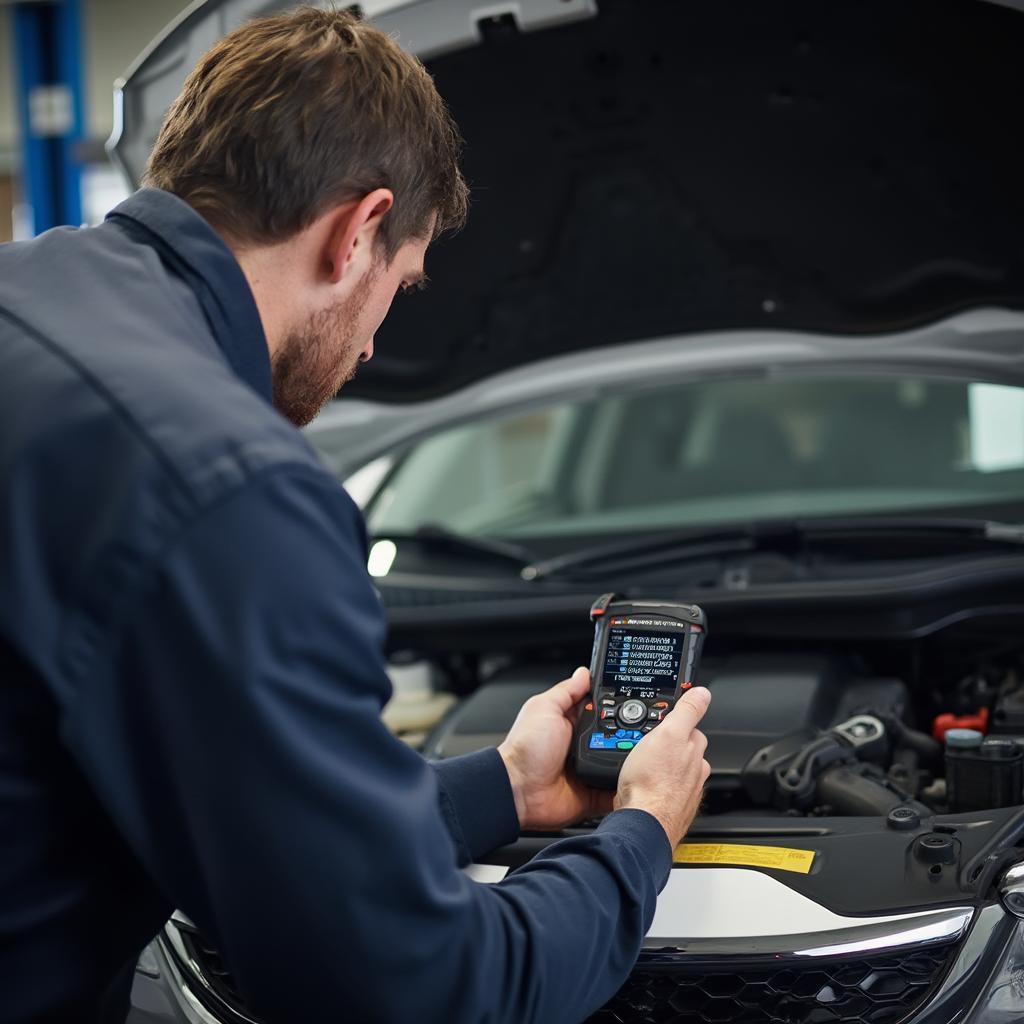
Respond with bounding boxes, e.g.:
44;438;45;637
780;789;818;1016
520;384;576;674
112;0;1024;401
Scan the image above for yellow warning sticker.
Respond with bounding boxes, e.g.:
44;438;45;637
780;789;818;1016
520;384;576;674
673;843;816;875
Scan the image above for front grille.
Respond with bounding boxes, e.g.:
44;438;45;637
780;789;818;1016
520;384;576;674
166;923;958;1024
170;922;256;1023
588;946;958;1024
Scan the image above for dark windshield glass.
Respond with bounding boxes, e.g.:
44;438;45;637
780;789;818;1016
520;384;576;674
357;375;1024;538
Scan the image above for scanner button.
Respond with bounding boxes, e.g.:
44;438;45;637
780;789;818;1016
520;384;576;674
652;701;670;709
618;699;647;725
584;702;593;712
599;708;616;720
648;709;666;721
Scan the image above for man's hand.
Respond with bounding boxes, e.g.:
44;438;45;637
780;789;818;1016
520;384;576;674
615;686;712;848
498;667;614;830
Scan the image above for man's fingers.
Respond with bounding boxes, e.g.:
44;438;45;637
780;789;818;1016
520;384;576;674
668;687;712;734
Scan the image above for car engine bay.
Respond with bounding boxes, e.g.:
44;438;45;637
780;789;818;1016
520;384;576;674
385;588;1024;823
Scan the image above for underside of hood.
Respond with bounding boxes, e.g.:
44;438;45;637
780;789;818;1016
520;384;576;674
112;0;1024;401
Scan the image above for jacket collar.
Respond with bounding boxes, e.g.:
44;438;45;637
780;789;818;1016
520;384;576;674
107;188;272;403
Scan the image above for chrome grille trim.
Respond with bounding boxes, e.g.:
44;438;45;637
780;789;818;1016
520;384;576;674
637;906;973;962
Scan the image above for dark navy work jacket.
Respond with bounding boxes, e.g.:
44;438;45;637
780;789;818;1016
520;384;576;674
0;189;671;1024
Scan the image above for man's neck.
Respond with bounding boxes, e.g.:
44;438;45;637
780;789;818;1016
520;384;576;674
226;238;303;361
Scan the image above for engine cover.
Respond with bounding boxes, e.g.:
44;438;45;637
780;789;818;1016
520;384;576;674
423;655;910;793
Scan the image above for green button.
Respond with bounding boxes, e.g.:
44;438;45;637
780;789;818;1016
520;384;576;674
616;741;634;750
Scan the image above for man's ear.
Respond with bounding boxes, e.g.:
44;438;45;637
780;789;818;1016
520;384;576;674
323;188;394;285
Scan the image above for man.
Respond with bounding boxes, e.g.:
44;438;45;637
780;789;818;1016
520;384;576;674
0;7;711;1023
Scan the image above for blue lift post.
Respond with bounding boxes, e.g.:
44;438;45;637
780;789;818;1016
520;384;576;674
12;0;85;234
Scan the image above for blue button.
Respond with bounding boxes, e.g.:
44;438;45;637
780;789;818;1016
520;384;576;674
615;729;625;738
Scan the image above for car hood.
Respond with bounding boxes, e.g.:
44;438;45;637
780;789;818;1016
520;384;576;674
111;0;1024;403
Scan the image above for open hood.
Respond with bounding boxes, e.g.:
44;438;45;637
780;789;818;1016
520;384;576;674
111;0;1024;402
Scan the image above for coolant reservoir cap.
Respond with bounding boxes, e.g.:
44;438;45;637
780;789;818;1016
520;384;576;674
945;728;984;749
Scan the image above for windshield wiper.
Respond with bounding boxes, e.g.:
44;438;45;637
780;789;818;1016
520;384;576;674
520;523;789;582
372;524;535;569
520;516;1024;583
801;515;1024;542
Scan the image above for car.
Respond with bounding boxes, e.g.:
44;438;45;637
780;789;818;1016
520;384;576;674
118;0;1024;1022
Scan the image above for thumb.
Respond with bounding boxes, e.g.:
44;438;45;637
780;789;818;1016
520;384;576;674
670;685;712;734
547;666;592;713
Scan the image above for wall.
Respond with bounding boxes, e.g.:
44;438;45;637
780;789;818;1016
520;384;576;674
0;7;16;173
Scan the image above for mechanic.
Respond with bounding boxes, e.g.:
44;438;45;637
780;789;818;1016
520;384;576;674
0;8;711;1023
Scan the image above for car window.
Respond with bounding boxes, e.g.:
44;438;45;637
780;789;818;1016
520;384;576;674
351;375;1024;538
367;406;575;532
342;455;394;508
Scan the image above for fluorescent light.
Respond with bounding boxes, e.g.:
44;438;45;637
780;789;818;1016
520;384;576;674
969;383;1024;472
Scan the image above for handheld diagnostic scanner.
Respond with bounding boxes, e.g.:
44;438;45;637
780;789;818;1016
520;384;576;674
570;594;707;790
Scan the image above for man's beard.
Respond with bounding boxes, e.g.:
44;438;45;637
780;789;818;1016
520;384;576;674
271;278;373;427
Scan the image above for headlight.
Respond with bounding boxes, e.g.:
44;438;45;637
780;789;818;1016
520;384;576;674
968;920;1024;1022
967;863;1024;1022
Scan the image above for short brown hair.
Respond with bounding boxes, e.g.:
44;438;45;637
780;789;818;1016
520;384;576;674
144;5;468;259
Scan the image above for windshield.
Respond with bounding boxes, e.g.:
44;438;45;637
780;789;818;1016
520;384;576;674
354;375;1024;539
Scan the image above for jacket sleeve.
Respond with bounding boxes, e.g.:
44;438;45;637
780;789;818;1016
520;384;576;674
431;749;521;865
63;466;672;1024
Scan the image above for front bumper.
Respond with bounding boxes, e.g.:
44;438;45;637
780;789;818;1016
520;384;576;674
127;900;1016;1024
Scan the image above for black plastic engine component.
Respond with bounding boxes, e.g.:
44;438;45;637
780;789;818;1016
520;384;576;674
772;732;858;810
743;714;928;816
946;736;1024;813
690;656;908;790
423;656;912;781
990;687;1024;736
914;833;960;866
881;715;942;765
817;764;929;817
741;728;819;807
887;806;921;831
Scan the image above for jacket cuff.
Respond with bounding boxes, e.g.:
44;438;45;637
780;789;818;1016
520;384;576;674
432;747;520;864
594;808;673;890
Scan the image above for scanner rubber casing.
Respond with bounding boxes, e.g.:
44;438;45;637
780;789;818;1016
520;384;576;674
570;594;707;790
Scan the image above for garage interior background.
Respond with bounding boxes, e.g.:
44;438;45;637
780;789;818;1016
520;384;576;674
0;0;189;241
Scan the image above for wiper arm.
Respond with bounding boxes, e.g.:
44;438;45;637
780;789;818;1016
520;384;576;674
520;516;1024;583
521;522;799;582
373;524;535;568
